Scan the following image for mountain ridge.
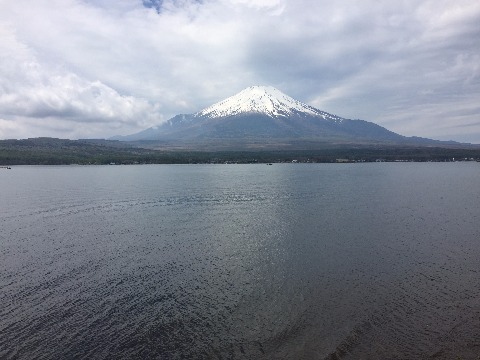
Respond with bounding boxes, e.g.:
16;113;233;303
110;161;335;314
112;86;462;149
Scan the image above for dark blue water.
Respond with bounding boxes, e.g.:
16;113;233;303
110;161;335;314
1;163;479;359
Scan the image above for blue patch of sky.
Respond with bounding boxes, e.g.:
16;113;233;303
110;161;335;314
142;0;162;13
142;0;203;13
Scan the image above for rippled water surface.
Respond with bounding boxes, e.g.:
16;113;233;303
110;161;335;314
1;163;480;359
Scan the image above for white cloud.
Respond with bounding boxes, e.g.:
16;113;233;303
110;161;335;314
0;21;163;138
0;0;479;142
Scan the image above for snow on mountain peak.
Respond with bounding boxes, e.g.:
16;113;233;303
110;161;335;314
196;85;339;120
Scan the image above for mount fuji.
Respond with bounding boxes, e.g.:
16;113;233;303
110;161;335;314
112;86;450;149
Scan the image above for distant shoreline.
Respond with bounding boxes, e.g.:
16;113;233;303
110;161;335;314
1;137;480;165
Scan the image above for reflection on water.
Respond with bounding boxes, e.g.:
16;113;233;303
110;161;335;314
1;163;479;359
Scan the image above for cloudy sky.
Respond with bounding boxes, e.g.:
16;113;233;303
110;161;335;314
1;0;479;142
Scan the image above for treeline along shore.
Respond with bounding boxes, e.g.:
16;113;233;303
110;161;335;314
1;137;480;165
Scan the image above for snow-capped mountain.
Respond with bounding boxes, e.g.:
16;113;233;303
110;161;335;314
196;86;341;122
112;86;442;149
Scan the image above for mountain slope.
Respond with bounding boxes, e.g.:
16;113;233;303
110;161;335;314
112;86;452;148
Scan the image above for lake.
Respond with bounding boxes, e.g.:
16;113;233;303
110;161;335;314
1;163;479;359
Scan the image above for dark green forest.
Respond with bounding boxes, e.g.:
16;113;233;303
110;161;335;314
1;137;480;165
